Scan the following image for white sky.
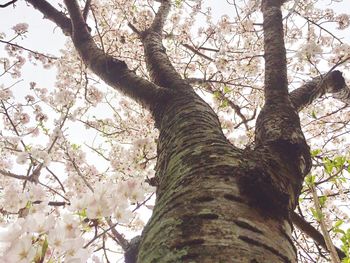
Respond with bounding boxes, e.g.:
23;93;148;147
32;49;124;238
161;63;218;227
1;0;349;88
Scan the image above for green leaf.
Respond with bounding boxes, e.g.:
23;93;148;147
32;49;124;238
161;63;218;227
77;208;87;218
334;228;346;235
72;143;80;150
25;145;32;151
323;157;333;174
319;196;327;207
223;85;231;94
334;156;346;168
311;110;317;119
311;149;321;157
41;238;48;259
221;99;229;108
175;0;183;7
310;207;322;221
213;91;221;100
305;174;316;186
335;220;344;228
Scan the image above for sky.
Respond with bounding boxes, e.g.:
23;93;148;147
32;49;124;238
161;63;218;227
1;0;350;90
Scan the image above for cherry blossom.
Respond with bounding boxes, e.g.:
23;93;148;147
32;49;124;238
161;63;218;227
0;0;349;262
11;23;29;34
1;234;36;263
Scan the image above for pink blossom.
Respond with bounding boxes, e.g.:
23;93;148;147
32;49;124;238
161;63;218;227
25;95;35;103
2;234;36;263
18;113;30;124
12;23;28;34
336;14;350;30
16;152;28;165
0;86;13;100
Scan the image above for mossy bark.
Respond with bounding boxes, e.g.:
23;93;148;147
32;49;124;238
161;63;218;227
23;1;349;262
137;91;299;263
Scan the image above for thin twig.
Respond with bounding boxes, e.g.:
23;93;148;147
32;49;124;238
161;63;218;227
0;39;58;60
291;211;345;260
0;169;29;180
310;185;341;263
105;218;129;250
181;43;213;62
0;0;18;8
294;10;343;44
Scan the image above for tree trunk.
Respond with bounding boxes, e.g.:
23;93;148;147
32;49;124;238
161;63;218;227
24;1;349;262
137;91;297;263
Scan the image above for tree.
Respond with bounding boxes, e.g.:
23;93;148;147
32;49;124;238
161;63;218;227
0;0;349;262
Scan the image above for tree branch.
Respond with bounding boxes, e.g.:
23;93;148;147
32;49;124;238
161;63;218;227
26;0;72;35
150;0;170;33
0;0;17;8
124;235;141;263
181;43;214;62
26;0;166;113
294;10;343;44
0;169;29;180
105;218;129;250
83;0;92;21
310;185;341;263
198;81;250;130
137;0;190;90
0;39;58;59
256;0;310;149
261;0;288;103
63;0;167;111
290;70;349;112
253;0;312;211
291;211;346;260
32;200;68;206
61;0;167;112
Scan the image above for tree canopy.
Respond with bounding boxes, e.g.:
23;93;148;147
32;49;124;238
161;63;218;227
0;0;350;262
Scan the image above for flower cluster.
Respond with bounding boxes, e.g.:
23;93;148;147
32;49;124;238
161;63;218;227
11;23;28;34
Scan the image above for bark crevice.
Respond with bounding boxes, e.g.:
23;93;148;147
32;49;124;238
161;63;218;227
238;235;293;263
137;90;297;262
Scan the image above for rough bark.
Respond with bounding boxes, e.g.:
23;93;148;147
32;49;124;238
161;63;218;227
290;70;349;112
22;1;349;262
134;2;304;260
261;0;288;102
133;0;190;90
142;31;190;90
137;91;297;262
254;0;311;213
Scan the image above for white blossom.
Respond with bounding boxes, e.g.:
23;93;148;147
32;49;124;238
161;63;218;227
11;23;28;34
